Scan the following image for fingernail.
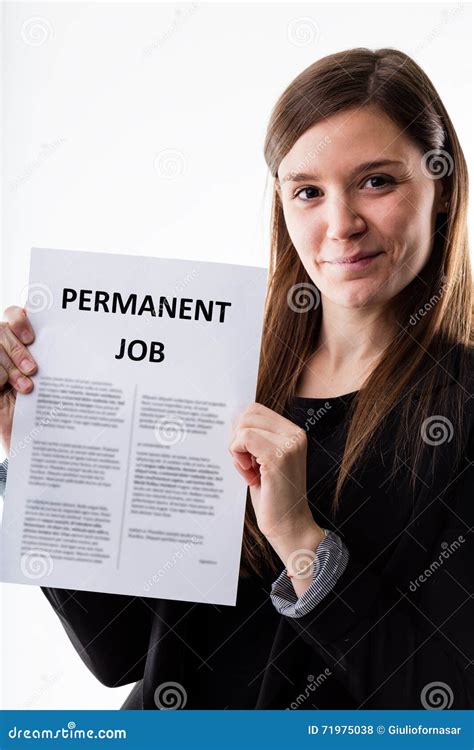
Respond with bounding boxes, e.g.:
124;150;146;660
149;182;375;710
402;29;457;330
21;358;35;373
17;376;31;389
20;330;32;344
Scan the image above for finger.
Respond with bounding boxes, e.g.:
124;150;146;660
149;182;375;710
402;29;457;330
234;413;304;444
229;427;281;464
232;425;303;454
3;305;35;345
0;346;33;392
0;363;9;389
0;324;38;375
232;460;259;486
232;450;253;470
233;402;302;436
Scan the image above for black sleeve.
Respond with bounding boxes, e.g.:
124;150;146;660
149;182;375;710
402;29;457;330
280;430;474;709
40;586;154;688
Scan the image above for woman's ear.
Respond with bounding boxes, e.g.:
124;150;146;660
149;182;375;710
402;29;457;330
436;179;451;213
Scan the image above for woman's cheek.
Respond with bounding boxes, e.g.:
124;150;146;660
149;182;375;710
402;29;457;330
287;212;322;257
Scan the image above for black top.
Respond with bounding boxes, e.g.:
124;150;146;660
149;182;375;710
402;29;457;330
40;384;474;709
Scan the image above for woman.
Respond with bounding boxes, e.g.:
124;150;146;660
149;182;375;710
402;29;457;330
0;47;472;710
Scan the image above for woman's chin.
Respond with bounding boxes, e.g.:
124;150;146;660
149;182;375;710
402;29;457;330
318;279;385;309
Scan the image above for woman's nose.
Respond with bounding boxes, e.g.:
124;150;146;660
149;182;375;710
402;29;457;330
325;195;367;240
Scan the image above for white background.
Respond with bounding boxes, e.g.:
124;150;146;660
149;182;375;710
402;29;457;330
1;0;472;709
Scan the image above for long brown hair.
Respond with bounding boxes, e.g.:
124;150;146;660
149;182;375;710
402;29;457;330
240;47;473;579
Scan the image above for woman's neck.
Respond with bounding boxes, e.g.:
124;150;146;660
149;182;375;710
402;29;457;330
317;299;397;367
294;302;396;399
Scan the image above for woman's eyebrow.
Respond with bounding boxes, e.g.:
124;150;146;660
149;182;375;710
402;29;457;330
280;159;405;184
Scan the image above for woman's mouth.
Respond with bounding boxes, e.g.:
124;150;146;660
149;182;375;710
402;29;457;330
325;251;384;271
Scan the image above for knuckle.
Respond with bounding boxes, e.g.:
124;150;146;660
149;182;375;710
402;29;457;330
7;362;19;379
240;403;254;421
280;429;306;455
294;434;307;451
8;366;20;380
8;342;26;361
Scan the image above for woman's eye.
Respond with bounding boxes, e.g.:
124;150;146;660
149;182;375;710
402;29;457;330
293;175;395;201
362;174;394;189
293;186;321;201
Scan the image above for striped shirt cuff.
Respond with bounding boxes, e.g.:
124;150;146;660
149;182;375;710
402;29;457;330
270;530;349;618
0;457;9;498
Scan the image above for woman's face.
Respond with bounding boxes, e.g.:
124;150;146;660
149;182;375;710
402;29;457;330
276;105;448;310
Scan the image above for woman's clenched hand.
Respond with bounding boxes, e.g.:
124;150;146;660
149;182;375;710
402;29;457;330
228;401;320;546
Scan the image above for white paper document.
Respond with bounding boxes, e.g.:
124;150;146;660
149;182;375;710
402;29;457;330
0;247;268;605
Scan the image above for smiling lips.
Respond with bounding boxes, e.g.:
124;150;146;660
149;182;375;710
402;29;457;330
324;251;384;271
328;250;383;264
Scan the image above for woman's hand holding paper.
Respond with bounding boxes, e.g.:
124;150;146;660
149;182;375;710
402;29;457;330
0;306;37;455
